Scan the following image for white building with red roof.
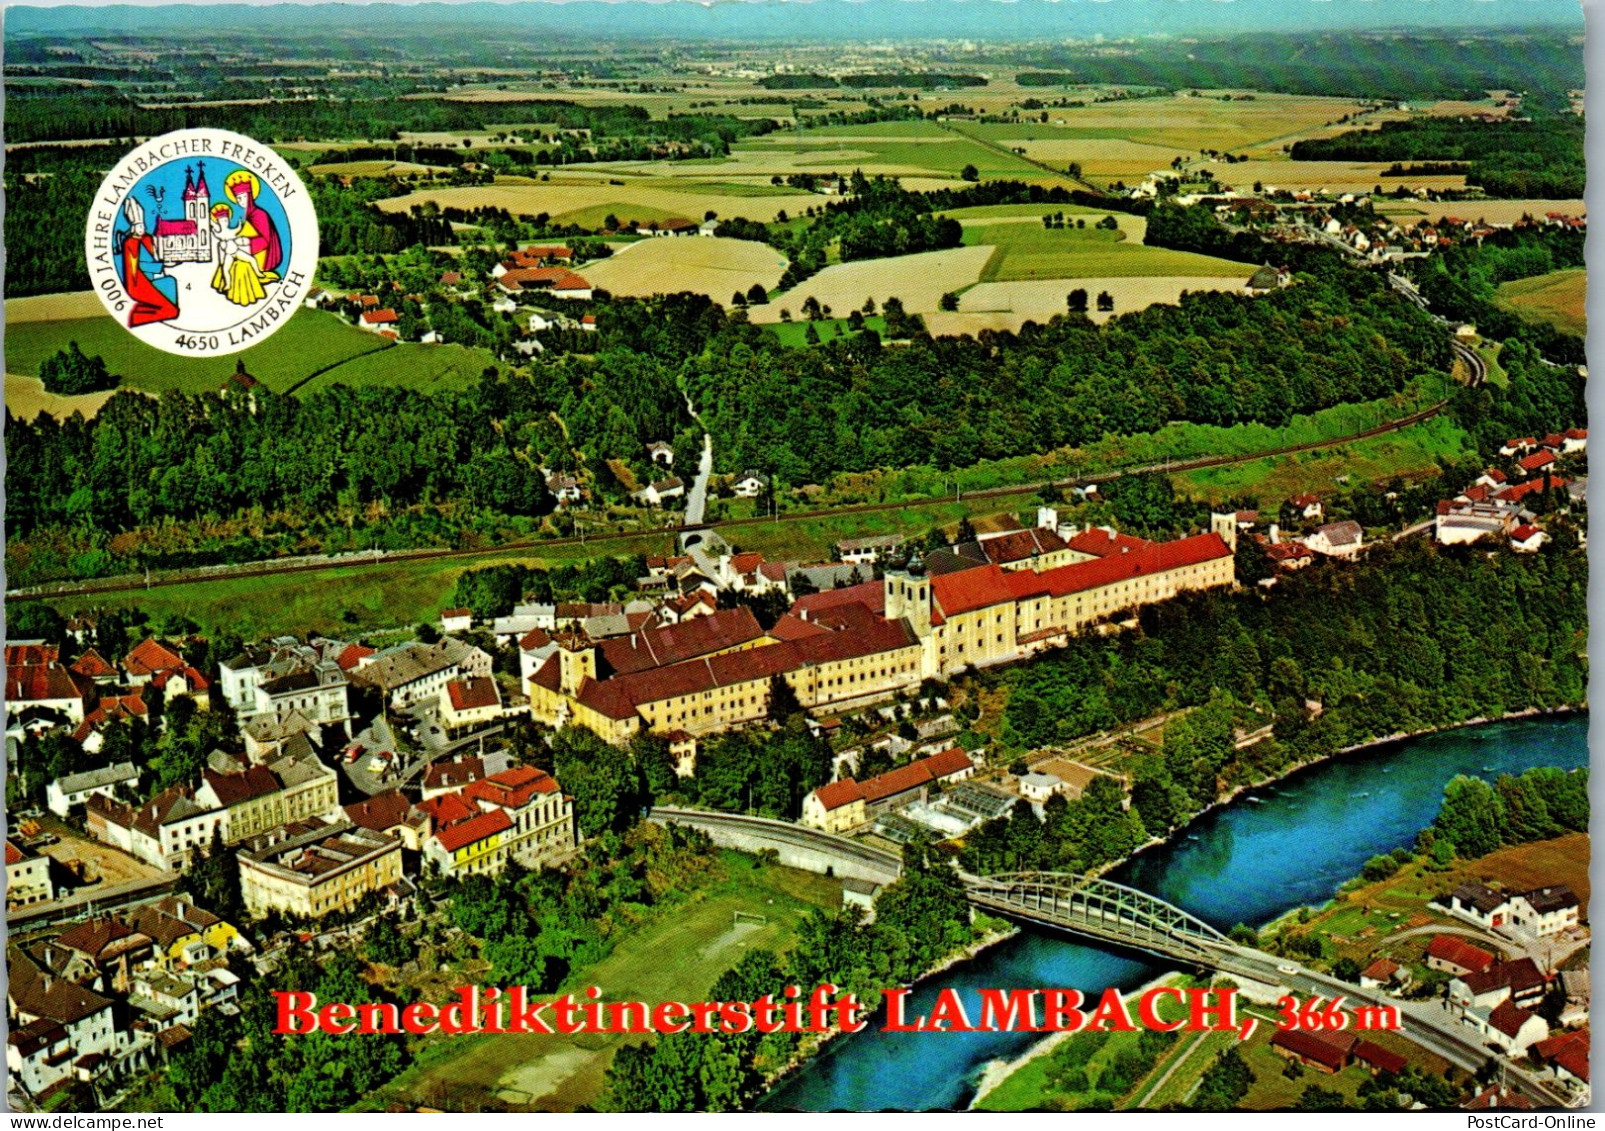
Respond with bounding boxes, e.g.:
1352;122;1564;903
439;676;505;733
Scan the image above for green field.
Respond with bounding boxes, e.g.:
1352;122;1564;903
369;852;843;1112
764;314;888;348
1494;267;1587;338
937;202;1111;222
735;119;1054;181
3;308;387;396
959;216;1251;282
1169;414;1474;503
550;202;685;229
4;306;497;398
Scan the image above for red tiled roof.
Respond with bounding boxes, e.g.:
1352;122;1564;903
519;627;554;652
1565;427;1587;440
1488;998;1538;1038
814;778;865;812
1353;1040;1407;1075
446;677;500;712
1271;1028;1349;1070
1426;935;1495;973
70;649;116;679
1361;958;1400;981
1462;958;1546;997
1066;527;1153;558
203;765;279;806
1518;450;1556;471
932;563;1019;617
1000;533;1232;605
123;637;184;678
1495;477;1566;504
416;793;477;827
597;607;766;676
434;807;512;853
1463;1086;1536;1111
980;527;1071;565
792;580;885;620
336;643;375;671
6;841;25;866
6;662;92;705
361;309;398;324
5;643;59;666
1511;525;1543;542
344;791;416;833
768;614;830;641
442;608;471;619
152;664;211;692
423;758;485;792
730;552;765;574
461;765;559;809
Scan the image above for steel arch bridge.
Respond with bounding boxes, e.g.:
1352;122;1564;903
962;872;1231;965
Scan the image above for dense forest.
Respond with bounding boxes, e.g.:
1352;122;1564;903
1289;116;1586;200
972;538;1586;873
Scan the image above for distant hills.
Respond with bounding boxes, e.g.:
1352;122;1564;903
6;0;1589;41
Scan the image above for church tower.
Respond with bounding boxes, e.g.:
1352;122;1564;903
556;632;597;698
1210;511;1239;552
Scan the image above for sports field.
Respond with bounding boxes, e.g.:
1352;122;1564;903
372;853;844;1112
1494;267;1586;338
580;236;789;299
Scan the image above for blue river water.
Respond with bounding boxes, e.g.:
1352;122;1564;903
761;713;1590;1111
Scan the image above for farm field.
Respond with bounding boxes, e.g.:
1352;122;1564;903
1374;199;1585;225
580;236;789;299
748;245;996;322
4;308;391;397
1200;159;1465;194
370;853;843;1112
955;273;1253;326
1494;267;1586;338
3;373;128;422
955;211;1251;283
296;338;502;395
376;179;825;226
5;291;105;323
964;91;1374;161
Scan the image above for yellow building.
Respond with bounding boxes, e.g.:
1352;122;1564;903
238;819;402;919
127;895;243;969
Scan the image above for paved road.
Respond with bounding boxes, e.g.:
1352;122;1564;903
686;432;713;525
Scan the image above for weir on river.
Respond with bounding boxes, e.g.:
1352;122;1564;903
762;714;1589;1112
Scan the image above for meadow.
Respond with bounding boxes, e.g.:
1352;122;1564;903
1494;267;1587;338
748;245;996;322
955;210;1252;284
377;177;824;227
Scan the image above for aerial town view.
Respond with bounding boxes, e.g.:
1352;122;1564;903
0;0;1590;1115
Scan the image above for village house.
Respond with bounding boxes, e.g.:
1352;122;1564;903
7;1017;78;1099
7;946;123;1095
237;819;403;919
1510;524;1548;553
1018;771;1067;803
440;608;474;634
458;765;575;869
125;896;243;971
1464;998;1550;1056
1449;958;1548;1011
421;756;489;800
359;308;398;334
731;470;770;498
1448;882;1512;930
1289;494;1324;521
1270;1028;1355;1074
1424;934;1497;978
633;477;686;507
6;840;54;908
440;676;505;733
836;534;904;565
47;763;139;818
1304;520;1365;558
6;643;94;725
1535;1030;1590;1085
421;802;512;878
647;441;675;466
220;638;360;726
1508;885;1581;936
1359;957;1411;992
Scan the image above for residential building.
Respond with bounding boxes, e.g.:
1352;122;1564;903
1465;998;1549;1055
1425;934;1497;978
1449;958;1548;1011
1359;957;1410;992
1018;772;1066;803
836;534;904;565
1448;882;1512;930
422;808;512;878
7;945;121;1076
85;787;226;871
1270;1029;1355;1074
344;791;431;852
1508;885;1581;936
731;470;769;498
6;840;54;908
220;638;356;725
238;819;403;919
47;762;138;818
440;608;474;634
350;636;491;709
5;646;93;725
195;739;339;844
1510;524;1548;553
7;1018;76;1098
459;766;575;868
1304;520;1365;558
125;896;243;969
440;677;504;733
421;757;487;800
633;477;685;507
122;638;211;707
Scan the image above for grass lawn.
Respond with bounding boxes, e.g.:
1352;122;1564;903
4;307;385;396
955;213;1252;283
371;852;842;1112
296;338;501;395
764;315;887;347
1494;268;1587;339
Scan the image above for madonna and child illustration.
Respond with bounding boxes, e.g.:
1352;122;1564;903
89;128;316;356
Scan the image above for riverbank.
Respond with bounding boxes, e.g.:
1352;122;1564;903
966;970;1183;1110
759;708;1587;1110
1103;704;1583;883
757;916;1021;1099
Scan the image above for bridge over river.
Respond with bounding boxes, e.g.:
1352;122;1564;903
651;807;1575;1108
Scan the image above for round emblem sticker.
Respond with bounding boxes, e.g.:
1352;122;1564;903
85;128;317;357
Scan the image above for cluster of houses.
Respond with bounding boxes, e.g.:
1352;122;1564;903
7;894;248;1104
1435;430;1585;551
1227;496;1366;576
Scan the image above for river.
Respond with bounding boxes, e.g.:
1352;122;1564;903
761;713;1589;1111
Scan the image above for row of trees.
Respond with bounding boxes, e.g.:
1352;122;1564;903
1429;765;1588;860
